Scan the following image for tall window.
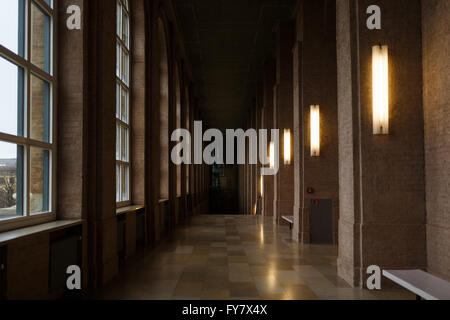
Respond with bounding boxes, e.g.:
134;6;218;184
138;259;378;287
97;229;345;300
116;0;130;206
0;0;55;229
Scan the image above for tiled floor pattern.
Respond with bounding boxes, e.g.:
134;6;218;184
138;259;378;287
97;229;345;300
99;215;414;300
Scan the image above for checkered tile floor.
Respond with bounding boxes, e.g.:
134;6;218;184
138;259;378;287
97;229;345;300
99;215;414;300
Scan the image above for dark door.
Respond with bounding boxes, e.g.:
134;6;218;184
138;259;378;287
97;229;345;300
310;199;334;244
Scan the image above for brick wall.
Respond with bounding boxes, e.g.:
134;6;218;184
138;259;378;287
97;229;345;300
422;0;450;281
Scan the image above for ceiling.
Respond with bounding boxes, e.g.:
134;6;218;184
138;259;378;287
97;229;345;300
173;0;297;130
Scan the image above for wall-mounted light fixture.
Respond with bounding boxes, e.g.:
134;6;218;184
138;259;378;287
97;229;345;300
372;45;389;135
260;175;263;197
284;129;291;165
269;142;275;169
310;105;320;157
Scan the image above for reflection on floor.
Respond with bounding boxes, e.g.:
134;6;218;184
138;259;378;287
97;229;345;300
99;215;414;300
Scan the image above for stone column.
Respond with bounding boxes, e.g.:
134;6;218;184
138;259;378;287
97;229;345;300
189;91;195;215
253;98;261;215
263;61;276;217
180;63;188;221
246;116;253;215
85;0;118;286
239;165;244;214
256;83;263;215
273;22;295;225
58;0;88;290
292;32;303;242
336;0;426;287
422;0;450;281
293;0;339;244
250;105;256;215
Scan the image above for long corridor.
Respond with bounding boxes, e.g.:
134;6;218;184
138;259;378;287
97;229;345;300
100;215;414;300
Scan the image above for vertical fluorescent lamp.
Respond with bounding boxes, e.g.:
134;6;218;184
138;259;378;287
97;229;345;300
372;45;389;135
284;129;291;165
310;105;320;157
269;142;275;169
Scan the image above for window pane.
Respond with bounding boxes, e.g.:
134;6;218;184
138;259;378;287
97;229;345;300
116;164;121;202
116;1;122;37
0;141;23;220
122;9;129;47
0;0;25;56
31;3;51;73
121;164;129;202
0;56;24;136
116;83;121;118
121;87;128;123
116;124;121;160
116;43;121;78
45;0;53;8
30;74;50;142
121;48;129;85
30;147;50;215
121;126;128;162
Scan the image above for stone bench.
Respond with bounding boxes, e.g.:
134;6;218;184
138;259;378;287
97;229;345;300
383;269;450;300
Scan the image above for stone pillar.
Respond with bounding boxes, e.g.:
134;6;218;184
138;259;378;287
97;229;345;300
253;98;261;215
422;0;450;281
194;106;200;212
189;91;195;215
180;63;188;221
256;83;263;215
245;116;253;215
336;0;426;287
239;165;244;213
241;162;246;214
249;106;255;215
263;61;276;217
168;24;177;230
292;0;339;244
273;22;295;225
292;8;304;242
58;0;88;290
85;0;118;286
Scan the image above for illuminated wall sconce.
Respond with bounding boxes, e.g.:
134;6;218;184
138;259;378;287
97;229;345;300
269;142;275;169
284;129;291;165
310;105;320;157
372;45;389;135
253;203;257;216
260;175;263;197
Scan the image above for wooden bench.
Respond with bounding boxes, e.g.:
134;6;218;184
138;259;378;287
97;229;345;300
281;216;293;230
383;269;450;300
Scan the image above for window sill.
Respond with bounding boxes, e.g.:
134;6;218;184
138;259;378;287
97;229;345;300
116;205;145;216
0;219;83;246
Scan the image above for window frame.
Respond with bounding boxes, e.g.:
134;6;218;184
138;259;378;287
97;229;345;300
116;0;132;208
0;0;57;232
